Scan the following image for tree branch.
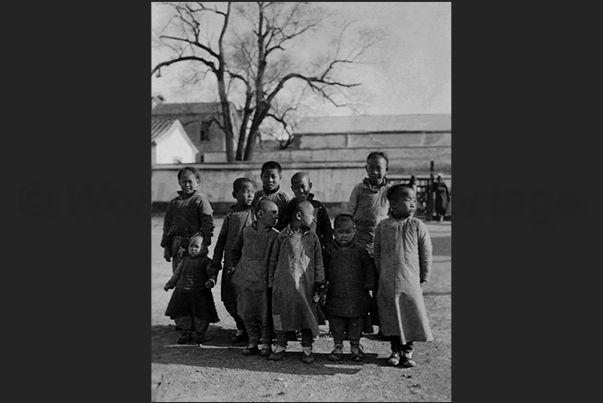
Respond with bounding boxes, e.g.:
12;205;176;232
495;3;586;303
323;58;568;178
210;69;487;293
151;55;216;76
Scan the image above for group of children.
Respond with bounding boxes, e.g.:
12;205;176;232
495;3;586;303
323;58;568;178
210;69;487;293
160;152;433;368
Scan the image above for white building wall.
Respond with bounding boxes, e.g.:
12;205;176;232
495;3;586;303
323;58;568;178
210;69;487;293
155;129;197;164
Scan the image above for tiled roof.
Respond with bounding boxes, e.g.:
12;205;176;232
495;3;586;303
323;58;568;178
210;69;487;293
295;114;451;134
151;102;222;116
151;119;176;141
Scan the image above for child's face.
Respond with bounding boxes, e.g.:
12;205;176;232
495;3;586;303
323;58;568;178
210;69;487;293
187;236;205;257
233;182;255;207
291;176;312;200
334;219;355;247
365;156;388;185
258;205;279;228
261;169;281;191
390;189;416;219
297;205;315;229
179;171;199;194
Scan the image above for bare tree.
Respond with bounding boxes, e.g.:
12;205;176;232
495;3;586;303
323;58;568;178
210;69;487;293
152;2;383;161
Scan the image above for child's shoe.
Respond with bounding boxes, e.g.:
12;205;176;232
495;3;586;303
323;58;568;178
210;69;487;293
350;346;364;362
259;346;272;357
387;351;401;366
242;345;259;356
301;352;315;364
400;351;416;367
268;350;286;361
191;332;206;344
327;345;344;362
177;332;192;344
231;331;248;344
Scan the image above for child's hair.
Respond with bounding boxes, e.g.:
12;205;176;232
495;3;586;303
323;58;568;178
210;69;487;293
334;213;355;229
189;232;204;244
366;151;389;166
177;166;201;181
261;161;282;175
387;184;413;202
233;177;253;192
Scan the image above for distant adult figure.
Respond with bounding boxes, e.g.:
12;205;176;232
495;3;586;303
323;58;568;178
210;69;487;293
408;175;418;193
432;174;450;222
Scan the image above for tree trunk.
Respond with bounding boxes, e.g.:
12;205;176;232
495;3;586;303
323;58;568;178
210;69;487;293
216;70;236;163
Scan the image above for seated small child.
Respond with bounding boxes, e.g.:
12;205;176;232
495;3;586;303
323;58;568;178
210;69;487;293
164;233;220;344
324;214;377;362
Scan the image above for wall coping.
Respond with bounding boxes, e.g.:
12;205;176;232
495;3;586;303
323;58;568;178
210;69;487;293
152;161;367;171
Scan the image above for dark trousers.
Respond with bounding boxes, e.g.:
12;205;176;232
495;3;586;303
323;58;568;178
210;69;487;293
223;299;246;331
174;316;209;335
275;329;314;348
244;320;273;346
390;336;414;353
328;315;364;347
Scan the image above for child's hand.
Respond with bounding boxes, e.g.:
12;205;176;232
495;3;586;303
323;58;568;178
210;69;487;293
313;292;320;303
227;266;235;274
205;279;215;289
176;247;186;260
164;284;171;291
163;248;171;262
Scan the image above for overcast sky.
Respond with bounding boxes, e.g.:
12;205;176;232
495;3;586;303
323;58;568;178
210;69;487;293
151;2;451;117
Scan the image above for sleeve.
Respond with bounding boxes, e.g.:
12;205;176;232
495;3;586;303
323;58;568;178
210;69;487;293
230;227;245;270
313;234;325;286
165;259;183;288
445;183;450;201
205;258;218;283
208;214;229;276
345;184;361;217
280;200;295;231
268;234;282;288
160;202;174;248
198;196;215;246
317;205;334;251
360;247;377;290
323;248;331;284
373;221;382;275
418;221;433;283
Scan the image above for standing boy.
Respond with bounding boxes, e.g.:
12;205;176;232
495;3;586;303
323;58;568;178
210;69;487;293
268;201;325;364
252;161;292;232
375;185;433;368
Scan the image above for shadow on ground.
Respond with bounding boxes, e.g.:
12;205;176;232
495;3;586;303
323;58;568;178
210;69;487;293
151;324;399;376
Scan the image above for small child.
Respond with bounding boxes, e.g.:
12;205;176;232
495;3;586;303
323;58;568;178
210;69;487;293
251;161;292;232
230;199;280;357
324;214;377;363
209;178;256;344
164;233;220;344
161;166;215;273
345;152;391;257
268;200;325;364
375;184;433;368
283;171;334;254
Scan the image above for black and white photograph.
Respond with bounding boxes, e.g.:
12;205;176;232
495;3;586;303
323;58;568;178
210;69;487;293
151;2;451;401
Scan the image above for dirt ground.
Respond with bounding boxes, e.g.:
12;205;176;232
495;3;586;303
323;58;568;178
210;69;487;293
151;215;451;402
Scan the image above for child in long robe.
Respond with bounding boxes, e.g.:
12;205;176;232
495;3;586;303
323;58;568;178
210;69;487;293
375;184;433;368
230;199;280;357
268;201;325;364
209;178;256;344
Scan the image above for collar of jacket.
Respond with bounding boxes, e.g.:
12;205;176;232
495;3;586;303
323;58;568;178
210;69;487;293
262;186;281;195
362;177;388;192
251;221;274;232
282;223;311;236
332;241;356;251
387;211;412;221
230;204;254;214
177;189;199;199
